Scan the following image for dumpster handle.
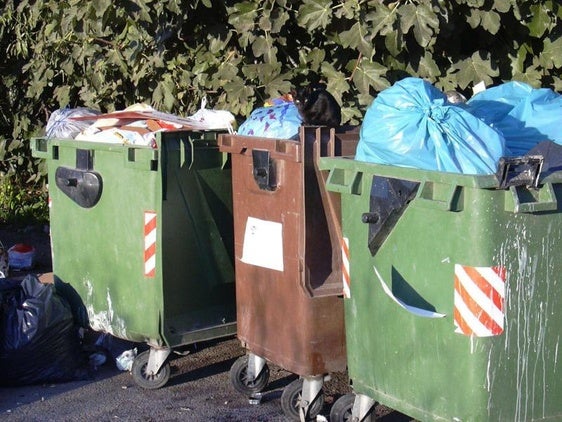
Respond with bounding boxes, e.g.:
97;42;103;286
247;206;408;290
325;168;362;195
374;266;446;318
506;183;558;213
30;138;51;159
415;181;458;211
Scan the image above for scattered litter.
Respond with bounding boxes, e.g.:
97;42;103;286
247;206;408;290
92;332;140;371
248;392;263;405
88;352;107;369
7;243;35;270
116;348;137;371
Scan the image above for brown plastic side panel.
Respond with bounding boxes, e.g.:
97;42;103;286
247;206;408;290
217;127;358;376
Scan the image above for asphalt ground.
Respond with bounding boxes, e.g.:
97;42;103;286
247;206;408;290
0;224;413;421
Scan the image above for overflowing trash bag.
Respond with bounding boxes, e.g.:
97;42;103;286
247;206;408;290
466;81;562;155
45;99;236;148
0;275;86;386
355;77;506;174
46;107;101;139
237;99;302;139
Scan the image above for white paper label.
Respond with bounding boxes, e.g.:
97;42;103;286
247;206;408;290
241;217;284;272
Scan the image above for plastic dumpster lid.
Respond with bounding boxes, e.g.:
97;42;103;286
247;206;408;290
319;148;562;189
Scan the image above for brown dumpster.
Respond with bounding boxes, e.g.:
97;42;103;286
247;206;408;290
218;126;358;421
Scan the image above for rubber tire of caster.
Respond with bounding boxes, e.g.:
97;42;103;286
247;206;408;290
131;350;171;389
280;378;324;421
329;393;356;422
229;355;270;395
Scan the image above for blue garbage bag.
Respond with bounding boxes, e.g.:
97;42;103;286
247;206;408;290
466;81;562;155
237;102;302;139
355;77;506;174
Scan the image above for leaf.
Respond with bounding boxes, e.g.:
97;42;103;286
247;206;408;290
511;60;543;87
416;52;440;78
353;59;390;94
357;92;374;107
466;0;486;7
252;36;270;58
320;62;350;101
492;0;511;13
242;63;260;80
509;44;529;74
366;6;396;37
223;80;255;115
209;32;232;54
338;22;373;57
334;0;359;19
270;9;290;33
528;3;552;38
264;74;293;97
54;85;71;107
152;77;176;111
227;2;258;32
466;8;481;28
552;76;562;92
92;0;111;18
454;51;500;89
384;30;401;57
398;3;438;47
540;36;562;69
341;106;363;125
298;48;325;72
435;71;460;93
297;0;332;31
213;61;242;89
480;10;501;34
258;14;272;32
107;49;128;74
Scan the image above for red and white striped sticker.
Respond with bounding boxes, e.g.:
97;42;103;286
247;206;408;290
454;264;506;337
144;211;157;278
341;237;351;298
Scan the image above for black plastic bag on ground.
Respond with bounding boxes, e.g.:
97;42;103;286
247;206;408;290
0;275;86;386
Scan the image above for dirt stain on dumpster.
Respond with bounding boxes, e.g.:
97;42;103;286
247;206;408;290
84;278;127;338
490;220;561;421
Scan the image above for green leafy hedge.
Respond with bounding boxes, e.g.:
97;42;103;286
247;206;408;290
0;0;560;222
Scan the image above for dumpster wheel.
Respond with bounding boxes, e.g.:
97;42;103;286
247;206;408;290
131;350;171;389
329;393;355;422
230;355;270;395
280;378;324;421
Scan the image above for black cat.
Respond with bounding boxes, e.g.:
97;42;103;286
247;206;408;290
293;84;342;127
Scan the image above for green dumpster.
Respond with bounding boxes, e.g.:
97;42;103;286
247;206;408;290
321;153;562;421
31;130;236;389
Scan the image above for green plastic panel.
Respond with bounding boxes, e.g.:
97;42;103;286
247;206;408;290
31;131;236;347
322;156;562;421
